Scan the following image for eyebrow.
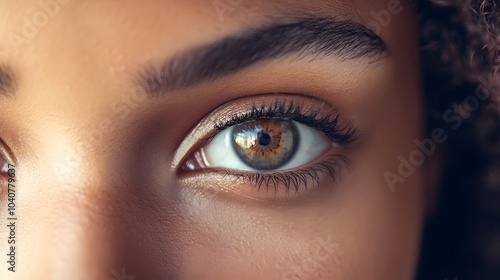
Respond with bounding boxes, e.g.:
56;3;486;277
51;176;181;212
137;17;387;96
0;65;16;97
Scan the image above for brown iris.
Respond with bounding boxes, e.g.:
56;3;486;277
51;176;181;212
231;119;299;170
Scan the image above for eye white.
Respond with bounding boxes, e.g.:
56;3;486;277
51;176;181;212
202;121;331;172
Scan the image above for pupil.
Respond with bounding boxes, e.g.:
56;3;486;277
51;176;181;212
258;133;272;146
232;119;299;170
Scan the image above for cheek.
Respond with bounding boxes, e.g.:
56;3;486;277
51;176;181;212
163;85;424;280
161;171;423;280
174;193;344;279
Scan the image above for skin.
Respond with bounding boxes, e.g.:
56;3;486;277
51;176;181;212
0;0;433;279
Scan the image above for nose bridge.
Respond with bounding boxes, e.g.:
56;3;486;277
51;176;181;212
20;122;135;279
23;121;182;280
10;73;186;277
42;149;123;280
48;190;117;280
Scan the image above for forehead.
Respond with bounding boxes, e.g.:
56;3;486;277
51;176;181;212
0;0;408;57
0;0;415;105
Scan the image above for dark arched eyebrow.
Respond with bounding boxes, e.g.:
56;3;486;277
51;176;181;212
137;17;387;97
0;18;387;98
0;65;16;97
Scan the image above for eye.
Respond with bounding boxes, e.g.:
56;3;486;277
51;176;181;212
175;95;359;196
0;155;8;177
201;119;330;172
0;139;14;179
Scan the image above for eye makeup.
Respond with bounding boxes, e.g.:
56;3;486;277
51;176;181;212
173;94;359;200
212;98;358;144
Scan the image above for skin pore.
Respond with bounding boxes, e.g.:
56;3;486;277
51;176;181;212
0;0;429;279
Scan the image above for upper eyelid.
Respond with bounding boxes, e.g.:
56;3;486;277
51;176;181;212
172;94;358;169
212;101;359;144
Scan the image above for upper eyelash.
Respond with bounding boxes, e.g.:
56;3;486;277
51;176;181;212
213;100;359;144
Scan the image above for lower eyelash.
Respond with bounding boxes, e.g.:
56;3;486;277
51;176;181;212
207;154;349;193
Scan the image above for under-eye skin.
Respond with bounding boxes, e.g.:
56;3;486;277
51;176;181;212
176;94;359;198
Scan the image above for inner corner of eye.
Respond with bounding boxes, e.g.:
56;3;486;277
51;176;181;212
180;118;332;174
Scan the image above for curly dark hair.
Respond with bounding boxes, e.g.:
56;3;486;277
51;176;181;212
416;0;500;279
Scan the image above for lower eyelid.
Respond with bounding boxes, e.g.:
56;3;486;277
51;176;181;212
177;152;349;201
